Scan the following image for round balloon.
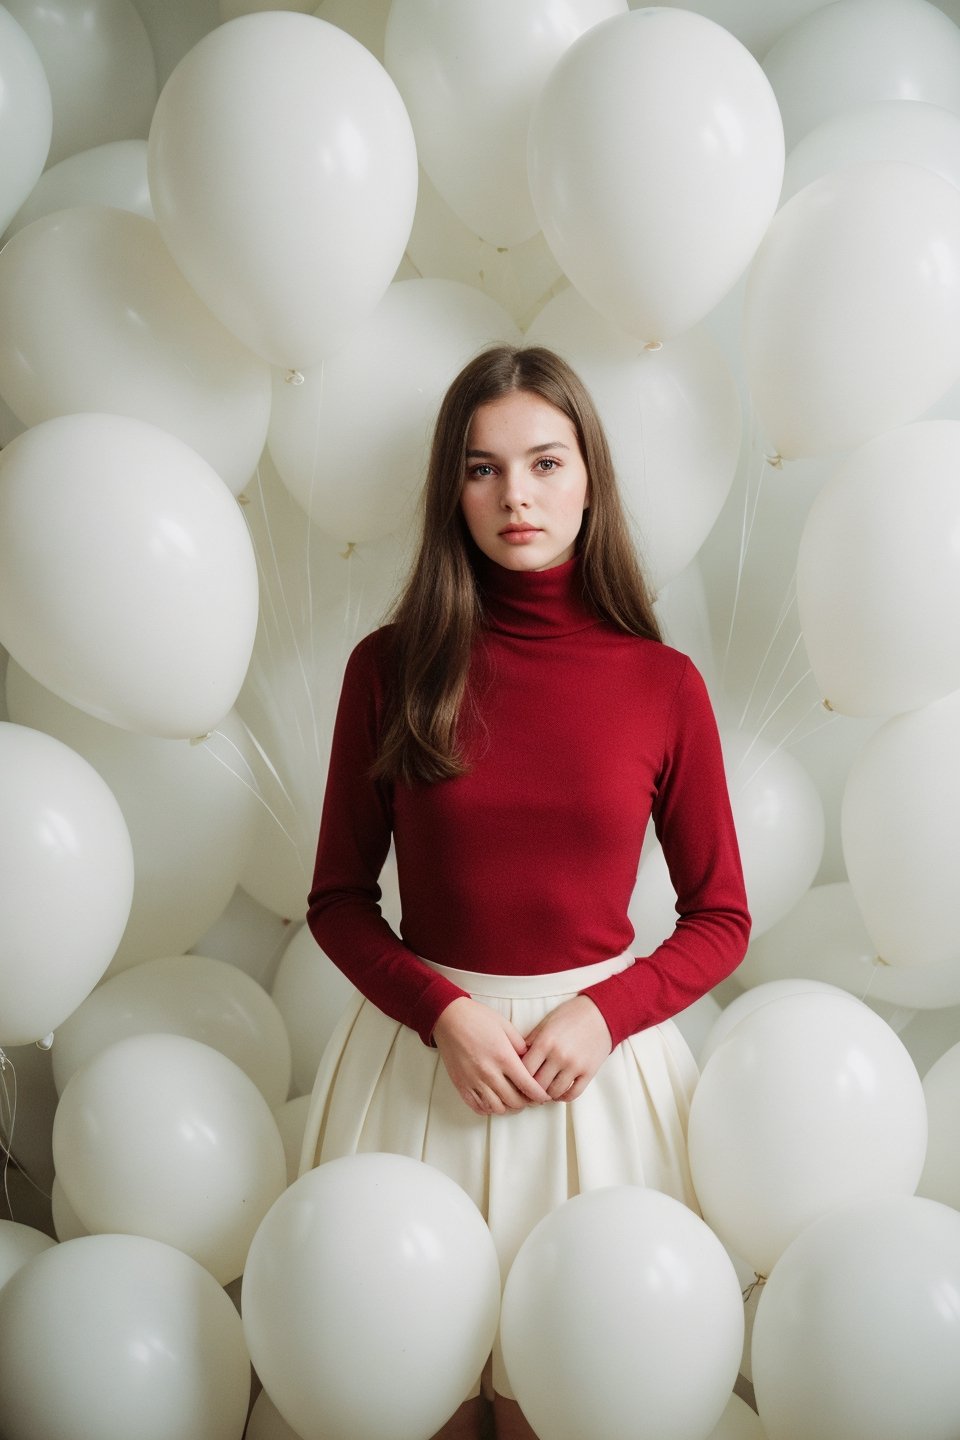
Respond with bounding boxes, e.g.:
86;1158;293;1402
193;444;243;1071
744;164;960;459
526;287;741;589
796;420;960;715
0;7;52;235
0;722;134;1046
242;1153;501;1440
267;277;520;543
0;413;259;738
270;923;357;1098
528;8;783;341
688;990;928;1276
751;1195;960;1440
699;978;845;1067
781;99;960;205
0;206;272;493
842;688;960;968
147;12;417;368
0;1233;250;1440
917;1043;960;1210
762;0;960;151
52;1032;287;1284
385;0;626;249
500;1186;744;1440
51;953;292;1107
4;139;153;238
0;1221;55;1294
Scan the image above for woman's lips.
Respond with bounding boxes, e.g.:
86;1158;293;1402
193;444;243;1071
499;526;540;544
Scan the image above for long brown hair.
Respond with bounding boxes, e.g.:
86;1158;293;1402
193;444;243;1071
373;345;662;785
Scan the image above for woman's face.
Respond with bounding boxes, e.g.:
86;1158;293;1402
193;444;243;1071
460;389;590;572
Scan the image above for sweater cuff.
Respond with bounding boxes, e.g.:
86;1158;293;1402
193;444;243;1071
410;973;472;1048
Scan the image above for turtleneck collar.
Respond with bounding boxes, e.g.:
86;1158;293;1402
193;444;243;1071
474;552;602;638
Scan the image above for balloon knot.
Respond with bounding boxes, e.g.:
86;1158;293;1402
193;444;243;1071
284;369;305;386
340;542;357;560
36;1033;54;1052
764;452;783;469
742;1273;767;1303
874;955;891;968
821;698;835;713
237;492;250;506
189;734;211;746
642;339;663;352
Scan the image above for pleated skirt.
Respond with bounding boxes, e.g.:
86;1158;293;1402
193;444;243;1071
298;952;701;1397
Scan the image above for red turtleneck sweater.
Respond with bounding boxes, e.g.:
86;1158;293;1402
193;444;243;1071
307;555;750;1049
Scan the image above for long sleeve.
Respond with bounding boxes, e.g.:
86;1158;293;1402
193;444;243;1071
580;660;751;1048
306;632;469;1046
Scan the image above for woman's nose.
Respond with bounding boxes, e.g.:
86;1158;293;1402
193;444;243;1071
500;464;529;509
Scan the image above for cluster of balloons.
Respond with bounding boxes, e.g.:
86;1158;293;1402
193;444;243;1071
2;1;960;1438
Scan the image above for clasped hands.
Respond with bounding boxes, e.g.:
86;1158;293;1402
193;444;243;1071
432;994;613;1118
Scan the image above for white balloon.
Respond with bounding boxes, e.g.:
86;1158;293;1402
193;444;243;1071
189;885;295;989
797;422;960;715
242;1154;501;1440
501;1186;744;1440
7;662;258;971
842;689;960;967
700;977;845;1067
0;723;134;1047
781;98;960;204
0;1233;250;1440
628;0;828;59
725;728;825;938
762;0;960;151
270;923;357;1097
744;164;960;459
751;1196;960;1440
0;1221;55;1295
245;1390;304;1440
4;139;153;239
148;13;417;368
0;8;52;235
528;8;784;341
917;1043;960;1208
688;991;928;1275
739;881;960;1010
53;1033;287;1284
527;287;741;589
4;0;157;167
706;1392;767;1440
51;953;292;1107
0;207;271;494
268;278;520;543
0;413;260;739
385;0;625;249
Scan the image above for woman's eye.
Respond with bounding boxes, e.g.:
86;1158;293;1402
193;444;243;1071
535;457;559;471
467;463;494;478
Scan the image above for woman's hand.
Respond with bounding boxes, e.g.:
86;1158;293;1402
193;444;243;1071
521;995;613;1101
432;997;552;1116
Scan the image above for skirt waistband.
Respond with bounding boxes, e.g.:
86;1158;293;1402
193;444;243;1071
420;950;635;1000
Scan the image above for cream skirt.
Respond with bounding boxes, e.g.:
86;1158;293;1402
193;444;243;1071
298;953;700;1398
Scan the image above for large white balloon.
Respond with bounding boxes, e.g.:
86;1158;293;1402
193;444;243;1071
738;881;960;1011
781;98;960;204
0;1233;250;1440
51;953;292;1107
4;139;153;239
148;12;418;368
0;413;260;738
385;0;625;249
0;8;52;235
53;1032;287;1284
528;8;784;342
688;990;928;1275
0;722;134;1047
762;0;960;151
500;1186;744;1440
0;206;272;494
796;421;960;715
751;1196;960;1440
0;1221;56;1295
242;1153;501;1440
270;923;357;1097
527;287;742;589
842;688;960;967
7;661;259;970
4;0;157;167
744;164;960;458
268;278;520;543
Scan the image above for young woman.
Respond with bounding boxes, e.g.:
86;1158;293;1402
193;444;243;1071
300;345;751;1440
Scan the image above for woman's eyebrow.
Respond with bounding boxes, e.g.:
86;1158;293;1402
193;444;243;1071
465;442;571;458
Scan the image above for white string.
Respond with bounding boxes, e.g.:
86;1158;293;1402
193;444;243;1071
737;574;799;731
720;428;769;693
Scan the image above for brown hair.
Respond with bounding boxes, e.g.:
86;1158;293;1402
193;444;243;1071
373;345;661;785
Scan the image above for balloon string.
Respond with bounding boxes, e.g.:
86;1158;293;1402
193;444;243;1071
0;1049;18;1220
196;731;306;855
731;677;818;782
720;428;769;695
737;575;799;731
